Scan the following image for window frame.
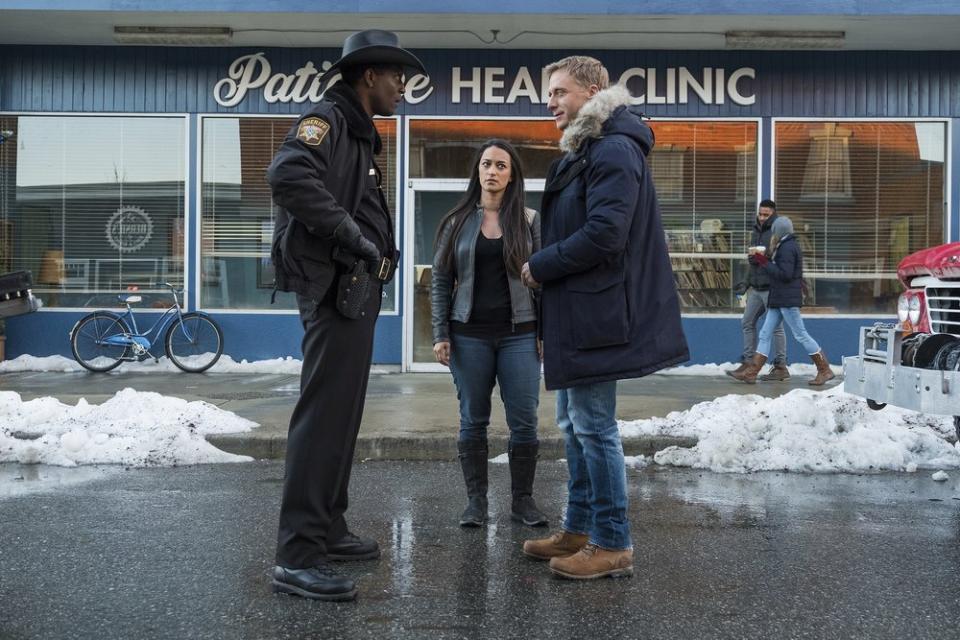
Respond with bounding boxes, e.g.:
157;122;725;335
638;117;763;319
196;113;402;316
771;116;953;319
0;111;191;314
402;115;560;371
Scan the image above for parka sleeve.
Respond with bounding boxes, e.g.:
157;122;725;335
266;112;351;239
527;138;639;284
763;242;800;282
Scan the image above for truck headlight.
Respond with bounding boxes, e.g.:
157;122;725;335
908;295;922;325
898;293;910;323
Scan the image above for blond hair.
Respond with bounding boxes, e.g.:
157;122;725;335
544;56;609;90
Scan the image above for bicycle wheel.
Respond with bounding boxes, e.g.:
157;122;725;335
70;311;131;372
165;312;224;373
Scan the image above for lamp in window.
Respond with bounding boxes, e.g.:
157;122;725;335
801;124;853;201
38;250;65;285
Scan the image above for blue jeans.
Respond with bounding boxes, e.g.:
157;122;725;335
557;381;632;550
741;288;787;365
449;332;540;446
757;307;821;357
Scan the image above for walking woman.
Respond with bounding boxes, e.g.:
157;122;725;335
731;216;835;386
431;139;547;527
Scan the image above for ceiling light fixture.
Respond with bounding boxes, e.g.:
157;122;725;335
113;26;233;46
725;30;845;49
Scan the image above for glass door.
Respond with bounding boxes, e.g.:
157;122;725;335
404;180;544;371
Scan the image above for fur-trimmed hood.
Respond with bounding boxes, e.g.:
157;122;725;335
560;84;654;155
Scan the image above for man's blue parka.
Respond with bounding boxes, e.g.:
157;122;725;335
528;85;689;390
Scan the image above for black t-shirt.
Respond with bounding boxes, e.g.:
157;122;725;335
451;233;535;338
470;234;512;325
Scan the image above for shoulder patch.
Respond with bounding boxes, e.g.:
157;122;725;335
297;117;330;146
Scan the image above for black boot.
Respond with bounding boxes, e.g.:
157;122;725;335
458;441;488;527
508;441;548;527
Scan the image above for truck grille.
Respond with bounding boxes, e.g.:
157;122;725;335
926;284;960;333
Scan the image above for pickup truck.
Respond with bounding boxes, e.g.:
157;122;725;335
0;270;39;319
843;243;960;440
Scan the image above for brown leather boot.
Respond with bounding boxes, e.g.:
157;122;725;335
760;364;791;382
809;351;836;386
548;543;634;580
522;531;589;560
725;361;750;378
729;353;767;384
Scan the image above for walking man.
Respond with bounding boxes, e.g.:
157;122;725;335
520;56;689;579
727;199;789;381
266;30;423;601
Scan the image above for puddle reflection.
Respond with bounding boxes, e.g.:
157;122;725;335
0;463;117;499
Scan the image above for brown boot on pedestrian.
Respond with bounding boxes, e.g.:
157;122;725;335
724;361;749;378
548;543;634;580
808;350;836;386
729;353;767;384
759;363;791;382
522;531;589;560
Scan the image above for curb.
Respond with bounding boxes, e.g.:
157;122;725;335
207;434;698;461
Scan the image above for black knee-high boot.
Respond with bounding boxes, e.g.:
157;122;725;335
508;441;548;527
458;440;488;526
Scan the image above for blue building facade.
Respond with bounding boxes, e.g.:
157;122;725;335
1;37;958;367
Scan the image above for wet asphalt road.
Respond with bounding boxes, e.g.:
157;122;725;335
2;462;960;640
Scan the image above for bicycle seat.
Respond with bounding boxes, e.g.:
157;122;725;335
118;295;142;304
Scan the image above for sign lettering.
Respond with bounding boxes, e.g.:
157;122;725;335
212;54;757;108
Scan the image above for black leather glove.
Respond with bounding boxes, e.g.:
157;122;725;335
333;216;379;263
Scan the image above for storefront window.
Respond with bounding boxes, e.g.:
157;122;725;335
652;121;760;313
409;119;560;179
199;116;399;311
775;121;947;314
0;115;186;308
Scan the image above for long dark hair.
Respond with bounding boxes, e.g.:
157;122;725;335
434;139;530;277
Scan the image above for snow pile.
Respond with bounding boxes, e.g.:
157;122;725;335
624;455;650;469
659;361;843;377
622;386;959;474
0;388;257;467
0;354;84;373
0;354;393;375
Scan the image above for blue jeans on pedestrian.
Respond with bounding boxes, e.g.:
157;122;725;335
757;307;821;357
449;332;540;446
741;288;787;365
557;380;632;550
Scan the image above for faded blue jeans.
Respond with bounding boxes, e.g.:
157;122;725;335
557;380;632;550
449;332;540;446
757;307;821;357
741;288;787;365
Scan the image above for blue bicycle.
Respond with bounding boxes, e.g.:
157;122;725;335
69;283;224;373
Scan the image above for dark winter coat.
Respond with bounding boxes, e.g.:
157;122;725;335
266;83;396;302
528;85;689;390
745;213;777;291
763;235;804;307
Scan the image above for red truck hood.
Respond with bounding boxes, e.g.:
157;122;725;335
898;242;960;287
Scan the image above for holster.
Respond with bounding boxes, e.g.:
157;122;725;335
335;260;372;320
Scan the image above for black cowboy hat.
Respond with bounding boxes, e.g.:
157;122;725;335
320;29;425;83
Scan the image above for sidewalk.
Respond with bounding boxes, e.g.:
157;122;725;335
0;369;832;460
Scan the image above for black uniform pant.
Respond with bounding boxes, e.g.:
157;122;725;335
275;284;382;568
